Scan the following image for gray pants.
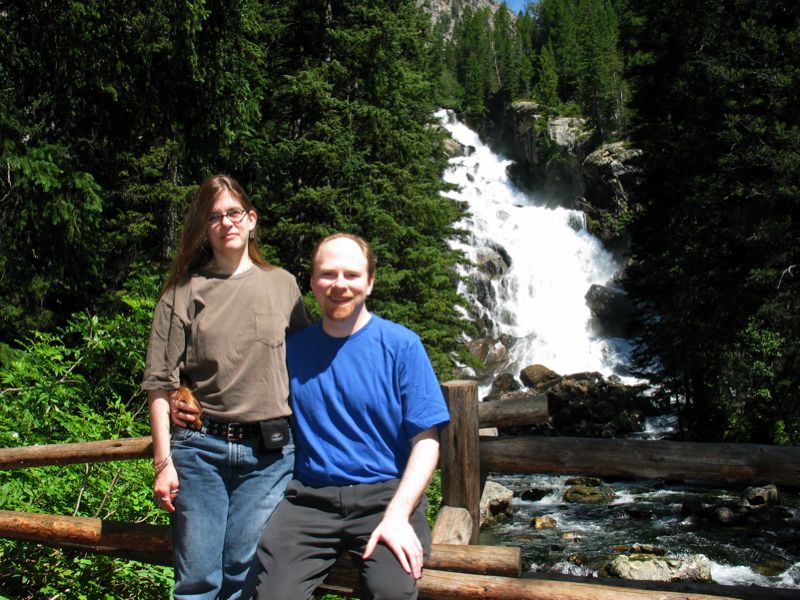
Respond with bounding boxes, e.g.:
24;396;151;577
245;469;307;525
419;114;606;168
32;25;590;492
251;478;431;600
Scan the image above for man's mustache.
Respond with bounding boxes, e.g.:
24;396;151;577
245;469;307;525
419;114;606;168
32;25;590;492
325;288;355;300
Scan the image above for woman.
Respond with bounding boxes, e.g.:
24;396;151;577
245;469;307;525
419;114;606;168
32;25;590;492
142;175;308;599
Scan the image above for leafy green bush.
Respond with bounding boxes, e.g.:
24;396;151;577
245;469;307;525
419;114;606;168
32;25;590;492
0;268;173;598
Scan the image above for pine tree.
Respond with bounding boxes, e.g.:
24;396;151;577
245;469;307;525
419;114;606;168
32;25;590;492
574;0;625;135
625;0;800;443
247;0;467;374
452;6;496;121
492;5;517;104
513;12;536;97
534;0;580;102
535;42;561;108
0;0;286;340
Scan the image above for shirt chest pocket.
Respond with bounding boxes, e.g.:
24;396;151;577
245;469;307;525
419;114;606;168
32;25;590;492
254;308;288;347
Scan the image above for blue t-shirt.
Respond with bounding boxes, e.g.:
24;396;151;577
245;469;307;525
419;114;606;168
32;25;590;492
287;315;450;487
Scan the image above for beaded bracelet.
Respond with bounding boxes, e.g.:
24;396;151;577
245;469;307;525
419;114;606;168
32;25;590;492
154;452;173;475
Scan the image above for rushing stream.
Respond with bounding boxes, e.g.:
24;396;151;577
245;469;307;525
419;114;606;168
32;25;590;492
436;109;800;590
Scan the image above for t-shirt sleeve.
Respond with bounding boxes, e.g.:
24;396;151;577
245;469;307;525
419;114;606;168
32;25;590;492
141;288;187;391
400;336;450;440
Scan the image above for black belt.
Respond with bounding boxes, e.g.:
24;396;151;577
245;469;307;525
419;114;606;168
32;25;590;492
204;418;260;441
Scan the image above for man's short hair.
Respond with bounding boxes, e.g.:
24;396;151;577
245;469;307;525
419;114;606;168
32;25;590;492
310;233;376;279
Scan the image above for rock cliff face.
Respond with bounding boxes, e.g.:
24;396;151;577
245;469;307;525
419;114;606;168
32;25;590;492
418;0;505;38
505;101;641;247
582;142;642;214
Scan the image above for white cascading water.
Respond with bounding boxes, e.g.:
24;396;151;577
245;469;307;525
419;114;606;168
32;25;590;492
436;109;633;388
436;110;800;590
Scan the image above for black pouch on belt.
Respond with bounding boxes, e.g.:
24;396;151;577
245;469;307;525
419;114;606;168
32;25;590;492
259;417;290;451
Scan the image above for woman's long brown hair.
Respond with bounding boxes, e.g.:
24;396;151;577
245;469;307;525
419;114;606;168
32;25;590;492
159;175;271;299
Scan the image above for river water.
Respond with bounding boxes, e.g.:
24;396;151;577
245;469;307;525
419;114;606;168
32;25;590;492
436;109;800;590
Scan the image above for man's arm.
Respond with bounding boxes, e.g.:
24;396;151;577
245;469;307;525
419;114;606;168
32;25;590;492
362;427;440;579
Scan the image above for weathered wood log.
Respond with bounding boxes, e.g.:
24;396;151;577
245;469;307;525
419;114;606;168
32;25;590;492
431;506;472;545
0;510;172;565
415;570;734;600
427;544;520;577
4;511;793;599
419;570;800;600
523;574;800;600
478;393;549;428
0;511;519;576
7;433;794;488
320;567;794;600
481;436;800;486
0;436;152;469
439;380;481;543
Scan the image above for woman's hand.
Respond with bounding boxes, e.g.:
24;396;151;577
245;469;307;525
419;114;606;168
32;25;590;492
154;462;180;512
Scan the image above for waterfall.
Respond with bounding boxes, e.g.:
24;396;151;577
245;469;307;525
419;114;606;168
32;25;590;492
436;109;634;391
436;111;800;590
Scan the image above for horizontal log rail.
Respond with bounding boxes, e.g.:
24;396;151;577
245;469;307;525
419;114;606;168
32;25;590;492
0;436;152;469
477;392;549;428
480;436;800;486
2;511;791;600
3;426;797;490
0;510;520;578
322;564;800;600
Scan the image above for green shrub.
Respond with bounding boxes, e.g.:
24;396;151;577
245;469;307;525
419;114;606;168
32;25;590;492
0;268;173;598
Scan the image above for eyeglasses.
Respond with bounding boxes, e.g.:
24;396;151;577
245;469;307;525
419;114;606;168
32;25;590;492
208;208;248;225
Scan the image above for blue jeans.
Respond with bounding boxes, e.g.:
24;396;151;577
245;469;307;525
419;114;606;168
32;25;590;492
170;424;294;600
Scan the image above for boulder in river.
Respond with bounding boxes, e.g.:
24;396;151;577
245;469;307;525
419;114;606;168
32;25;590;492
602;553;712;583
531;516;557;529
480;480;513;526
519;364;561;391
563;484;616;504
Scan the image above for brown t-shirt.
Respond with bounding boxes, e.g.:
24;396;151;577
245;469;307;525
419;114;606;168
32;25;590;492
142;265;309;422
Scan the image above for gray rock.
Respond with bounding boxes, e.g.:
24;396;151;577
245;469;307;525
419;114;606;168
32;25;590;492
531;515;557;529
519;364;561;391
467;337;508;371
603;553;712;582
742;484;780;508
443;136;466;158
585;283;634;337
485;372;521;400
475;246;510;277
563;484;616;504
582;141;642;213
480;481;514;527
548;117;591;155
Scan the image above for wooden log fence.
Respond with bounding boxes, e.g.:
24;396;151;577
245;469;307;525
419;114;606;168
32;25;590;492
0;510;520;576
477;390;549;428
1;379;800;599
479;435;800;486
2;510;794;600
0;436;153;469
437;381;481;544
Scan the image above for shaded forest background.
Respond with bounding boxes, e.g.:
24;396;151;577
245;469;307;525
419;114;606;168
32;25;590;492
0;0;798;597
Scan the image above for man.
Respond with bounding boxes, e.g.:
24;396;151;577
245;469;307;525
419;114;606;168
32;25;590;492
251;233;449;599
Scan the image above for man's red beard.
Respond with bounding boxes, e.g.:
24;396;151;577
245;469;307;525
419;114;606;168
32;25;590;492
324;290;356;321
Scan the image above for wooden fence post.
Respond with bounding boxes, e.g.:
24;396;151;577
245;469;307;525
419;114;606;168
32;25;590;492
439;380;480;544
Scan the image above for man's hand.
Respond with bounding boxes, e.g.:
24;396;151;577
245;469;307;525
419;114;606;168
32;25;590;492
361;428;440;579
169;388;202;428
362;513;424;579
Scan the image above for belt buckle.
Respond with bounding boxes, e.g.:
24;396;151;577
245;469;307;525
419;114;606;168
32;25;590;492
224;423;238;440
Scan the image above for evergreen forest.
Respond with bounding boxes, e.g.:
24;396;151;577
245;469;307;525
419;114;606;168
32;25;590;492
0;0;798;596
